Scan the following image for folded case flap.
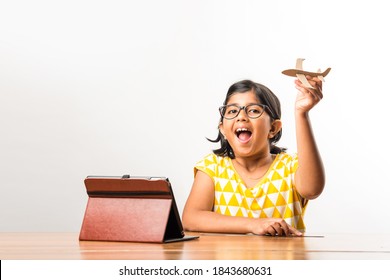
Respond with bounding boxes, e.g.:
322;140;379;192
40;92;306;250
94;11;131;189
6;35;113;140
84;176;172;198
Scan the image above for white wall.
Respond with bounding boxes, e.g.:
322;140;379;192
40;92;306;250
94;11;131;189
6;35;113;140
1;0;389;234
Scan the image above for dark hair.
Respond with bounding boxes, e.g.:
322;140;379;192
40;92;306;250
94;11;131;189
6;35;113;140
209;79;286;158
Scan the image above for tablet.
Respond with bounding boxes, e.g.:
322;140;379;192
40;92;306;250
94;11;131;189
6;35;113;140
79;175;199;243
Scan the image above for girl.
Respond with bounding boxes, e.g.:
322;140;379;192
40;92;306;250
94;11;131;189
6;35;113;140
182;77;325;236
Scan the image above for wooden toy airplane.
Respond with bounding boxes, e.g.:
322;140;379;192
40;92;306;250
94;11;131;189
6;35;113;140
282;58;331;89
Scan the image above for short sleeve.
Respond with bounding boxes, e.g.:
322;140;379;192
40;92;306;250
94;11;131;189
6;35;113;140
193;153;218;181
290;153;299;173
287;153;308;208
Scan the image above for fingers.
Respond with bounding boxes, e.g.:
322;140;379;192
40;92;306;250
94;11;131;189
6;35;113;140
265;220;303;237
294;77;323;109
295;76;323;97
253;218;303;237
287;225;303;236
305;75;323;89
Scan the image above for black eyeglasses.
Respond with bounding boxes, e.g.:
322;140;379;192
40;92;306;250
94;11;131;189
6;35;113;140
219;104;272;120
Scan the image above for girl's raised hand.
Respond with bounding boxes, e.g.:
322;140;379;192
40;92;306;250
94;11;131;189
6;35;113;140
294;76;323;114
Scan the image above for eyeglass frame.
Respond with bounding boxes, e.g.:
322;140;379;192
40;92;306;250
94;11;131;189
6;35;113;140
218;103;276;120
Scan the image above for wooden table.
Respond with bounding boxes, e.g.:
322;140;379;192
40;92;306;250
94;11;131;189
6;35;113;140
1;232;390;260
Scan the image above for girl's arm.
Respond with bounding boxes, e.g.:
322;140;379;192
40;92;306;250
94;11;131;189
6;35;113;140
182;170;302;236
294;76;326;199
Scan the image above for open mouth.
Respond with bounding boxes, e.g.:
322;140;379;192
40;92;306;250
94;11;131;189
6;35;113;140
235;127;252;142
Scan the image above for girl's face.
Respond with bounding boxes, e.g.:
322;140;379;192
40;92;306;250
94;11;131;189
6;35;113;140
219;90;281;159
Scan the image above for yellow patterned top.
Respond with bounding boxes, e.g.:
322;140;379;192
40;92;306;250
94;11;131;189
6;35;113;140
194;153;307;231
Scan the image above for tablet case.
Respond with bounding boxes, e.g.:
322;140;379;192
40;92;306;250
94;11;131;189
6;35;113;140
79;175;199;243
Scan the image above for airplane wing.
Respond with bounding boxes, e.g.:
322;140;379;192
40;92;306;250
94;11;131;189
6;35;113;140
282;58;331;89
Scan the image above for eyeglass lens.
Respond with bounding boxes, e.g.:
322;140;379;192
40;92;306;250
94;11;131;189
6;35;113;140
220;104;264;119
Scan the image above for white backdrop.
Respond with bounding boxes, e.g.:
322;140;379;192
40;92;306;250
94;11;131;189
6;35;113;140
1;0;389;234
